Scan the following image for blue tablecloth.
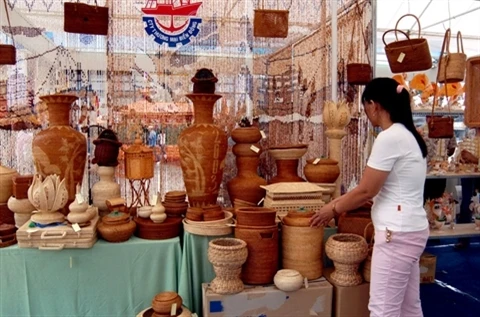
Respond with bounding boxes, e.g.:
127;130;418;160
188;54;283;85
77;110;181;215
0;236;182;317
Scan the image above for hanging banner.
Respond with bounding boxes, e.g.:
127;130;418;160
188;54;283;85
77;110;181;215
142;0;203;48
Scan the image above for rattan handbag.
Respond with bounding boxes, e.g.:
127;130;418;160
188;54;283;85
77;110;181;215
346;2;372;85
64;0;109;36
382;14;432;73
253;0;290;38
427;37;454;139
0;0;16;65
437;29;467;84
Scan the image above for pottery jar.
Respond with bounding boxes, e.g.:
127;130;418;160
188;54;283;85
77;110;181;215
97;211;136;243
178;93;228;207
92;166;121;216
0;164;18;203
274;269;304;292
268;144;308;184
151;291;183;315
227;126;267;205
137;206;153;218
32;94;86;210
304;158;340;183
67;206;96;225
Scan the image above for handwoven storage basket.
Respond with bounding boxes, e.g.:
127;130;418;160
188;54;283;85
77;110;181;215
438;29;467;84
64;2;109;36
182;218;234;237
282;224;324;280
464;56;480;128
325;233;368;286
253;9;289;38
234;224;279;285
0;45;15;65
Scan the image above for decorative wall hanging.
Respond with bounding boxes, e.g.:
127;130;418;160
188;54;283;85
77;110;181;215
141;0;203;47
253;0;290;38
383;14;432;73
64;0;109;36
437;29;467;84
0;0;16;65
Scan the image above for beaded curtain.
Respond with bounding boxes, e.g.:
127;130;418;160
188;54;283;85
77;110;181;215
0;0;372;203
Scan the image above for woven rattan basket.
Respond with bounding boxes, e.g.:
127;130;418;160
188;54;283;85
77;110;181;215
362;222;374;282
253;0;289;39
282;224;324;280
325;233;368;286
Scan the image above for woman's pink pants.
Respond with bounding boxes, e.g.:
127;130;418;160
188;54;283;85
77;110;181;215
369;227;429;317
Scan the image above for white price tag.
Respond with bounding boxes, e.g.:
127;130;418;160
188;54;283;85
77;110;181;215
250;145;260;153
304;277;309;289
313;158;321;165
151;194;158;206
75;194;84;204
397;52;406;63
260;130;267;139
72;223;81;232
257;197;265;206
170;303;177;316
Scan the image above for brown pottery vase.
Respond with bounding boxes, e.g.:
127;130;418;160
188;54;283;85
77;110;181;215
32;94;86;211
304;158;340;183
268;144;307;184
227;127;267;206
178;93;228;207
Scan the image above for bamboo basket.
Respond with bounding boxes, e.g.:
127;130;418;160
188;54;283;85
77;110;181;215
282;224;324;280
464;56;480;128
0;0;16;65
64;1;109;36
337;208;373;242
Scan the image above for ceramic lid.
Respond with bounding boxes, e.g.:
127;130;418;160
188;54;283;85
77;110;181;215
102;211;130;225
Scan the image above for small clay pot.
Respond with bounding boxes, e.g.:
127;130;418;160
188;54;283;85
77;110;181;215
151;291;182;315
97;211;136;243
186;208;203;221
304;158;340;183
231;127;262;144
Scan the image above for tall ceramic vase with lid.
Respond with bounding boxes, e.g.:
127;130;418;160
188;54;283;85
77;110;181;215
91;129;122;216
32;94;87;213
227;122;267;206
178;69;228;207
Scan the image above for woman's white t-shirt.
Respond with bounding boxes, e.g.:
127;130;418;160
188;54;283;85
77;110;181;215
367;123;429;232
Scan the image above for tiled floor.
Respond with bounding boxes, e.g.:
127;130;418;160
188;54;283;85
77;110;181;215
421;238;480;316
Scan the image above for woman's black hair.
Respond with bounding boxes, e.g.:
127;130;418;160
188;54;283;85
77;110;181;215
361;77;428;158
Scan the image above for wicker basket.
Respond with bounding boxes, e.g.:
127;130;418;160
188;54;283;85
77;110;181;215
347;63;373;85
182;218;234;237
208;238;248;295
337;208;373;242
438;29;467;84
282;224;324;280
64;2;109;36
0;45;16;65
253;8;288;38
123;139;154;180
464;56;480;128
234;224;279;285
325;233;368;286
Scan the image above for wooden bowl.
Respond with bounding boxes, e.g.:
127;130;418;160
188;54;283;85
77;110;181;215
203;210;225;222
134;216;182;240
185;208;203;221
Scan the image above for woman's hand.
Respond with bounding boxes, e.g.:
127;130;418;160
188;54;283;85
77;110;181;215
310;204;335;227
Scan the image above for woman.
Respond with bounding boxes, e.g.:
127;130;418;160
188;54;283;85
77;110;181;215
310;77;429;317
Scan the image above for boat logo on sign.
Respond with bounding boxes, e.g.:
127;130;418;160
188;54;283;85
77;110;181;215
142;0;202;47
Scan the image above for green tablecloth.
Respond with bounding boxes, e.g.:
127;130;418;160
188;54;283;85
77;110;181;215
178;232;232;317
0;236;182;317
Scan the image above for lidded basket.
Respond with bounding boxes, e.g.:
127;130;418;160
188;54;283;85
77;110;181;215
122;139;154;179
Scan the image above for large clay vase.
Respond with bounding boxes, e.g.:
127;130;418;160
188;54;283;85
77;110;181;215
268;144;308;184
227;127;267;206
178;94;228;207
32;94;86;212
